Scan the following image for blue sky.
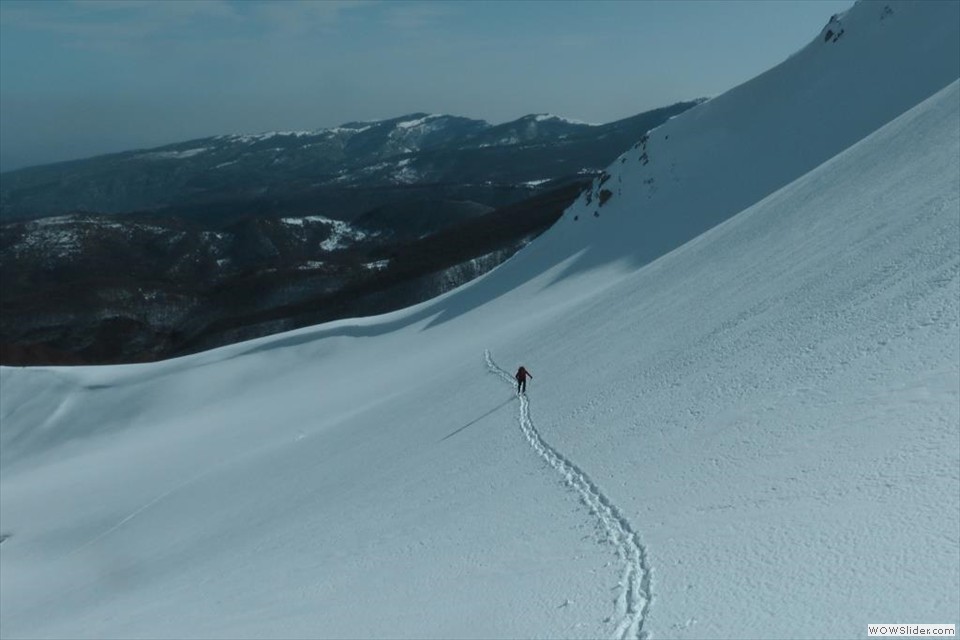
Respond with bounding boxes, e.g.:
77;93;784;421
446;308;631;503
0;0;852;171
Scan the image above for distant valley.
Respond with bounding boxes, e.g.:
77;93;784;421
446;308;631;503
0;102;699;364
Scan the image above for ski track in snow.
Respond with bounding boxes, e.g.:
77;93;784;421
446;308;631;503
61;464;220;563
485;350;652;640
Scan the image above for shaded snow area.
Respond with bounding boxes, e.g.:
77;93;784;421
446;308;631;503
1;2;958;639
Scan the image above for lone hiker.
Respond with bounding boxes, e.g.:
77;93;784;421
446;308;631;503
515;366;532;394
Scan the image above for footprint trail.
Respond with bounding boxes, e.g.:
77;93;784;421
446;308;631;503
485;350;652;640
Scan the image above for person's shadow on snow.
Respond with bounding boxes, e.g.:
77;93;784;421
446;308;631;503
440;397;514;442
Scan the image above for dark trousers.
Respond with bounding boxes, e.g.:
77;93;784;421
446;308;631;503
517;379;526;393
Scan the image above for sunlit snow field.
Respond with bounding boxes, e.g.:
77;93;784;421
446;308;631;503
1;2;958;638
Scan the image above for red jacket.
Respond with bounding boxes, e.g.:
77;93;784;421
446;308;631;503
516;367;532;382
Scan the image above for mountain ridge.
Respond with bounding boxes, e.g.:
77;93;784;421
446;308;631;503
0;103;702;222
0;101;701;364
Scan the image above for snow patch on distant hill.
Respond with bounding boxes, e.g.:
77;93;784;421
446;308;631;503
522;178;552;188
326;124;374;135
7;216;170;258
137;148;208;160
279;215;371;250
219;131;314;144
532;113;597;126
321;219;368;250
396;114;443;129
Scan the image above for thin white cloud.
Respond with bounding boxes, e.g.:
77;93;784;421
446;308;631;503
0;1;378;48
381;3;456;31
69;0;238;18
248;0;375;37
1;0;240;46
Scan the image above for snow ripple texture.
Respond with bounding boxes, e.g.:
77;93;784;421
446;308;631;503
485;350;652;640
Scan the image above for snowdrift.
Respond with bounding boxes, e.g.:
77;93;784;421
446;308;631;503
2;2;958;638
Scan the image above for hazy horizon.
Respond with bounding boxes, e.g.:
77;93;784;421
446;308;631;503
0;0;852;172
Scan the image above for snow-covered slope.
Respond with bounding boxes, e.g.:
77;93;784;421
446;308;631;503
1;2;958;639
545;0;960;277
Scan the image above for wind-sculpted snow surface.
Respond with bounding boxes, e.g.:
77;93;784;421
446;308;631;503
486;351;651;640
